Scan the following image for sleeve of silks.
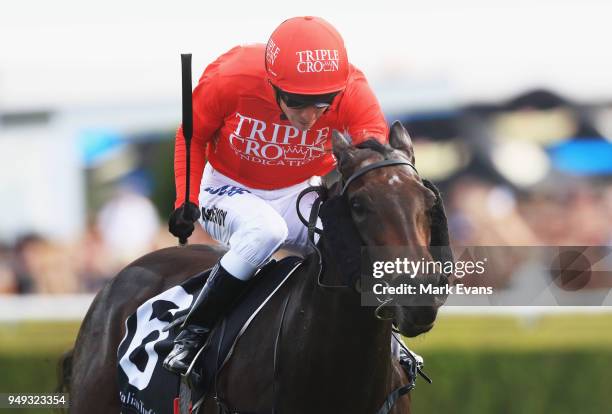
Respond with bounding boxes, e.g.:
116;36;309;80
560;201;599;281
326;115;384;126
340;68;389;145
174;65;225;209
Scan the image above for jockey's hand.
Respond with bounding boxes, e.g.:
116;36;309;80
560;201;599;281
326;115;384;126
169;202;201;241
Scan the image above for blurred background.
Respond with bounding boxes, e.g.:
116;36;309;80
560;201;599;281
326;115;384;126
1;1;611;413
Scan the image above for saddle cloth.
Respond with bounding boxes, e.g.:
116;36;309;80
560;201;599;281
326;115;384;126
117;256;303;414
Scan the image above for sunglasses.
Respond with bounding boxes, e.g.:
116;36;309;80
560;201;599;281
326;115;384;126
274;86;339;109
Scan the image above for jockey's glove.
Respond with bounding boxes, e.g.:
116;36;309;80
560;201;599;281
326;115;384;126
168;202;201;240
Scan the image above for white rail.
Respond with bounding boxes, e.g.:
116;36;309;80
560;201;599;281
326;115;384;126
0;294;96;322
1;295;612;322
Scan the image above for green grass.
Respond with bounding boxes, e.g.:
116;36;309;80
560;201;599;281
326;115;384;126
0;322;79;413
4;314;612;355
0;321;81;356
1;314;611;413
411;349;610;414
404;314;612;414
406;313;612;352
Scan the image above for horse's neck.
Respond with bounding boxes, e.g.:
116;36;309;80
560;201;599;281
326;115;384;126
281;249;394;410
298;250;392;363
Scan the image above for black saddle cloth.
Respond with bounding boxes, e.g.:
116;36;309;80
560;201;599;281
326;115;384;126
117;256;302;414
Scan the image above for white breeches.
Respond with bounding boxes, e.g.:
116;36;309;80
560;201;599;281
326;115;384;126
198;163;320;280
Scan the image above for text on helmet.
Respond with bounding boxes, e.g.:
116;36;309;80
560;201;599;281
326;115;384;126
295;49;340;73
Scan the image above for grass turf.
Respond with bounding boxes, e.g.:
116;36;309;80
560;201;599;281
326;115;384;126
1;314;611;413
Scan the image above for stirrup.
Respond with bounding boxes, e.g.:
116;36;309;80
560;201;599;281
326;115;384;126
163;325;209;374
163;263;247;374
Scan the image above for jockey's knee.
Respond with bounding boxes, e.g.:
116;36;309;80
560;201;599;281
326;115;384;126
224;211;289;279
252;215;289;252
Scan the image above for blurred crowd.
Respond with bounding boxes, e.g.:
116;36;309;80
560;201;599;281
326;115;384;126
0;190;216;295
1;89;611;295
1;177;610;295
447;178;612;246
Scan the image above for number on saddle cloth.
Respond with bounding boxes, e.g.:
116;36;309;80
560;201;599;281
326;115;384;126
117;275;205;414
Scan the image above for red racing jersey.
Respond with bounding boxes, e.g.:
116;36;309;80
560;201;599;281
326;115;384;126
174;44;388;208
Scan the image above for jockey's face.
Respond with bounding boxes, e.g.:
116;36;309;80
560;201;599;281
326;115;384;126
279;99;327;131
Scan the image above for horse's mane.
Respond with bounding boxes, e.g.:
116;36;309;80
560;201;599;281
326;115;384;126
355;138;392;158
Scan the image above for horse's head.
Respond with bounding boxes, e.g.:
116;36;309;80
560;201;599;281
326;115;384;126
329;121;451;337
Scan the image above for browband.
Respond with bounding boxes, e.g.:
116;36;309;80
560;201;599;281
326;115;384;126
340;159;419;196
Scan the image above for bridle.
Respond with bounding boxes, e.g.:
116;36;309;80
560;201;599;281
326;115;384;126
294;158;430;414
296;158;422;290
337;158;421;318
339;158;419;196
297;158;420;238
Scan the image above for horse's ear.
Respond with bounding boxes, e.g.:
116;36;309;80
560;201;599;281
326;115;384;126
332;130;356;169
389;121;415;164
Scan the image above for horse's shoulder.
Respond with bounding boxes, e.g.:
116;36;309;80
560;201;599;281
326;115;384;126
115;244;225;284
95;244;225;321
128;244;226;267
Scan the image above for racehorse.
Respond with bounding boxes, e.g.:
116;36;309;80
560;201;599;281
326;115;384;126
59;121;451;413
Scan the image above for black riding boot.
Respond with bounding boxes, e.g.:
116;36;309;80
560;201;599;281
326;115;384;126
163;264;246;374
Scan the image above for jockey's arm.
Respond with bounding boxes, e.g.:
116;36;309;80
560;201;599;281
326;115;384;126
339;68;389;145
174;69;225;209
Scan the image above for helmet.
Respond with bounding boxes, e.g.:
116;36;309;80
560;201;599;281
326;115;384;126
265;16;349;95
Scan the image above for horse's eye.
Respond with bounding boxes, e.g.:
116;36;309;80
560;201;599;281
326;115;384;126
350;199;366;215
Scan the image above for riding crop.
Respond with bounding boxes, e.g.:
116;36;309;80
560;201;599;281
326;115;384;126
180;53;193;246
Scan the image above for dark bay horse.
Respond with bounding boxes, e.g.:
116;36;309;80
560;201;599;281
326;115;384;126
61;121;450;413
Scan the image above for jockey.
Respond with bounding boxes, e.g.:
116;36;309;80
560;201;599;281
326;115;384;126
164;16;389;374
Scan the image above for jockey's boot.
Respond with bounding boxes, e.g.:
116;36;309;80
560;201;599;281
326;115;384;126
163;264;247;374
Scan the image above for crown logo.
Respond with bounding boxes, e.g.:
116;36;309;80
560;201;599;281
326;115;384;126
283;145;310;160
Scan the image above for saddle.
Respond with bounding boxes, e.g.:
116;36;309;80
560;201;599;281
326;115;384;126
186;256;302;407
117;256;302;414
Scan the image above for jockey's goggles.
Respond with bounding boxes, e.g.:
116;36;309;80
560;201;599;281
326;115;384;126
274;86;339;109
